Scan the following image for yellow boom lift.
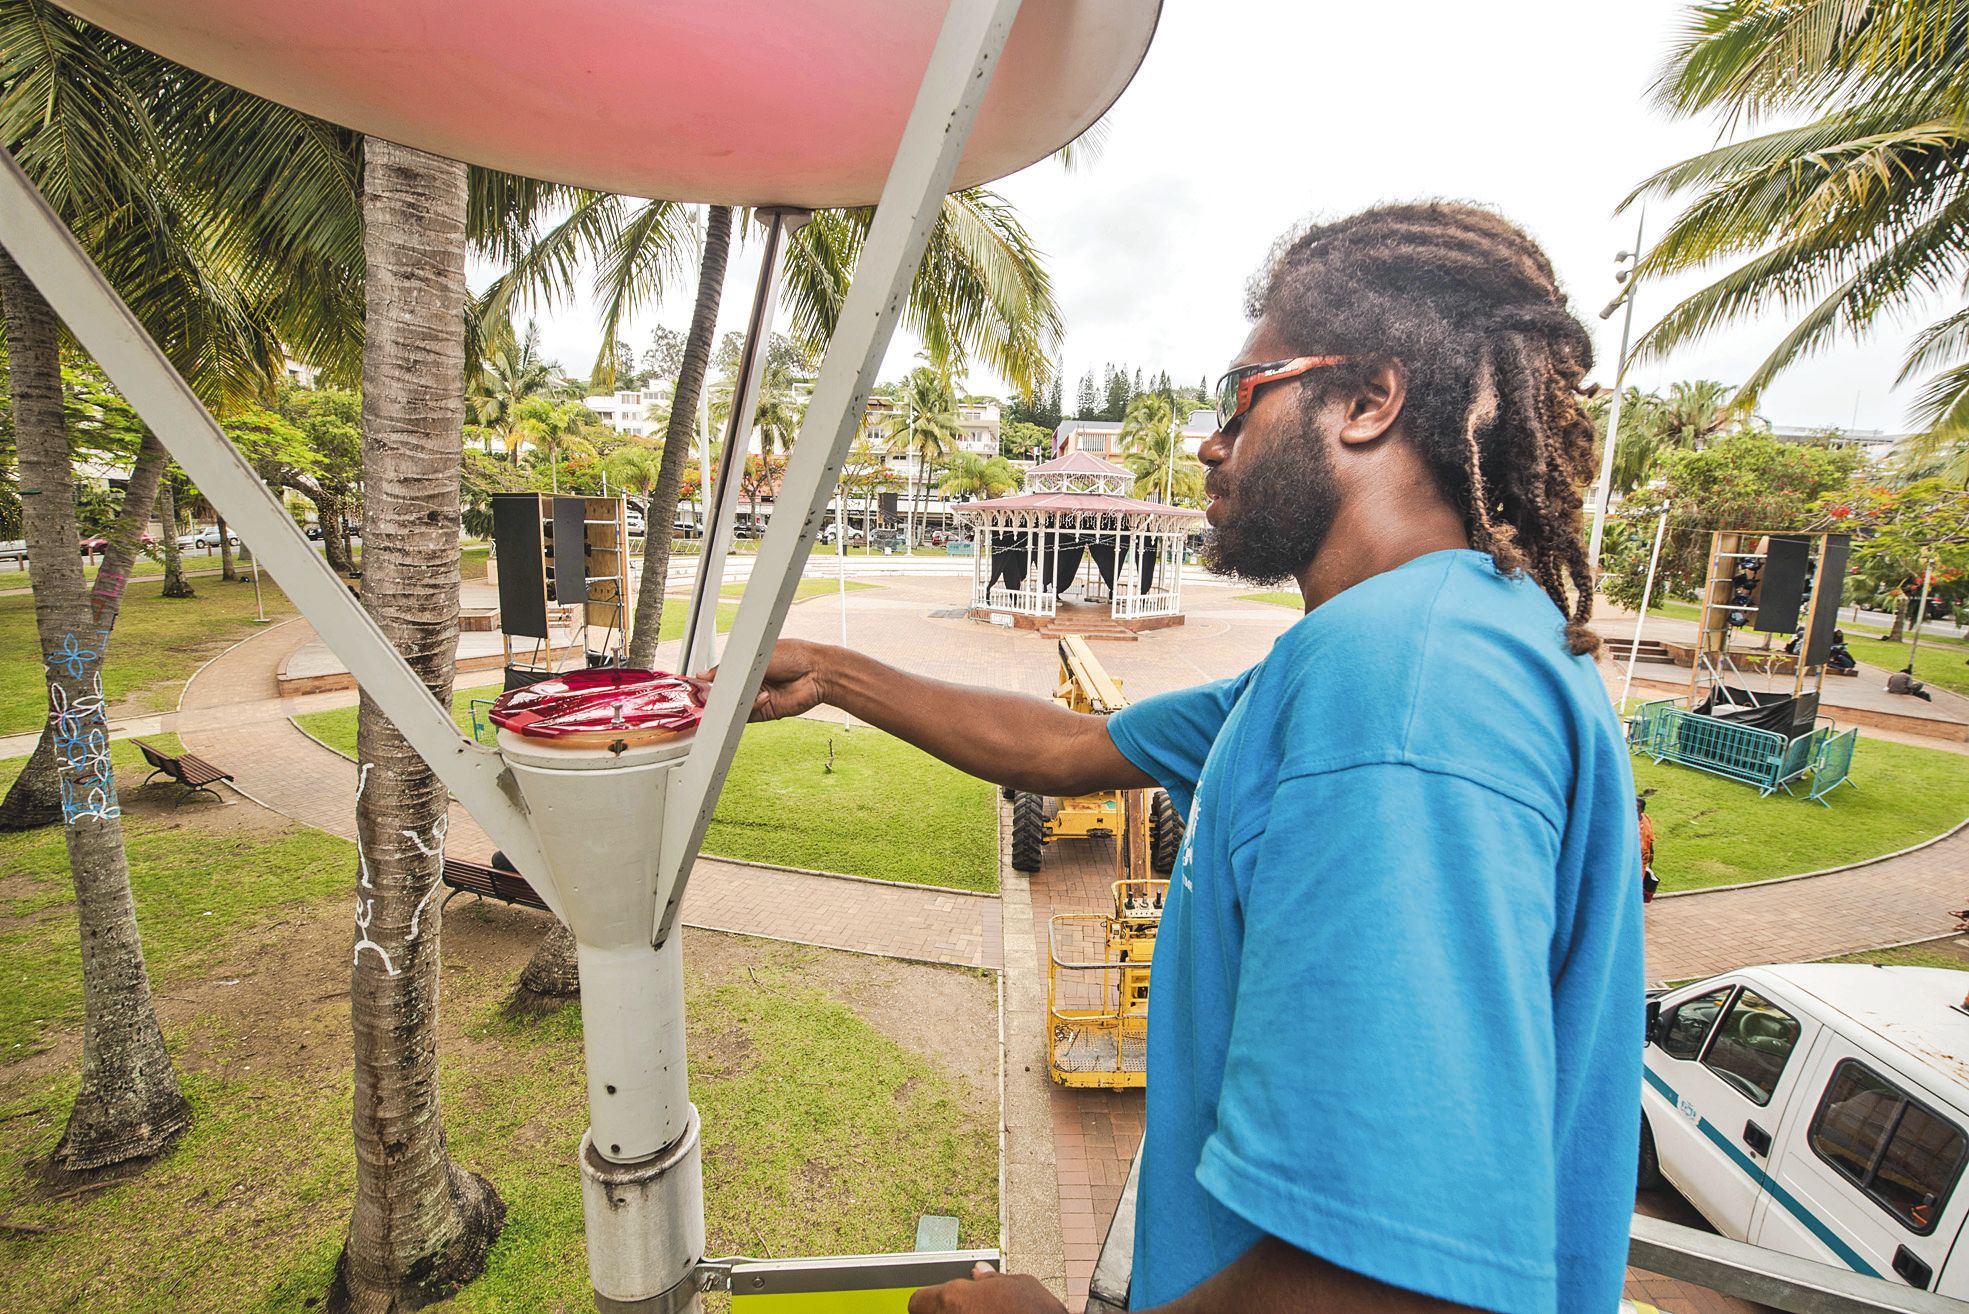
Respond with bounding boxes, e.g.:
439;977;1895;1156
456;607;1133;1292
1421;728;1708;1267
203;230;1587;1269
1013;636;1182;1088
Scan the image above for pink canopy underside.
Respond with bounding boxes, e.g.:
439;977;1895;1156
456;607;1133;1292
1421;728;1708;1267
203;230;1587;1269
57;0;1159;206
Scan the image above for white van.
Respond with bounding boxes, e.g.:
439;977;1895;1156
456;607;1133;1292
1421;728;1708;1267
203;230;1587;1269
1642;964;1969;1297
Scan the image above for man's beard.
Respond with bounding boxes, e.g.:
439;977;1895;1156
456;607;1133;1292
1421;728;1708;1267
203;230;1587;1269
1201;427;1342;586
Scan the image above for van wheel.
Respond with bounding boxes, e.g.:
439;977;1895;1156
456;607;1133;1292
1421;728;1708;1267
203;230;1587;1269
1638;1117;1662;1192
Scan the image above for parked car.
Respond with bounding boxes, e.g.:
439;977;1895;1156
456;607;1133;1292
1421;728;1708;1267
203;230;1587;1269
1642;963;1969;1295
868;528;907;553
624;506;646;537
0;540;27;563
78;536;108;555
304;523;323;541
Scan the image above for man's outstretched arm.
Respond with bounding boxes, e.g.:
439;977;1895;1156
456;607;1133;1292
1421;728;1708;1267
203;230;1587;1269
907;1240;1481;1314
726;638;1154;797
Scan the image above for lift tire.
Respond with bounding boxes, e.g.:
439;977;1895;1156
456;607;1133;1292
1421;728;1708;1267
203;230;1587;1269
1637;1117;1662;1192
1151;790;1184;874
1011;791;1046;873
1001;784;1017;801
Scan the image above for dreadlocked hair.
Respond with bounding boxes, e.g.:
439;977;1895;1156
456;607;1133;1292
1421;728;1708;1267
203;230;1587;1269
1249;202;1603;656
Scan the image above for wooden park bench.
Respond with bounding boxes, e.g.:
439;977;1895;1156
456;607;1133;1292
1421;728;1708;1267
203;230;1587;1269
440;856;548;913
134;738;232;803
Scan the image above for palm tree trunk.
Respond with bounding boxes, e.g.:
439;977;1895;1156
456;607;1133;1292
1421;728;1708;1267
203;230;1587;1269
319;496;357;575
157;482;195;597
217;513;237;581
629;204;731;668
0;433;169;831
0;251;192;1171
1887;596;1906;643
508;921;580;1014
327;138;503;1314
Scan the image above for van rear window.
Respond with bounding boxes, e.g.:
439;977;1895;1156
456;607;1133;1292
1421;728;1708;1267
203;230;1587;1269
1809;1059;1966;1235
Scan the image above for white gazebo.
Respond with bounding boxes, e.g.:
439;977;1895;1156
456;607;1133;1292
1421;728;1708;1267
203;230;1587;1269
954;451;1204;633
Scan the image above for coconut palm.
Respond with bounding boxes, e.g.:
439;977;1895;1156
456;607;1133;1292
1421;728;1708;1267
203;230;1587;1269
604;441;666;514
1624;1;1969;443
883;367;963;547
470;325;561;456
1118;394;1204;504
938;451;1019;501
0;0;329;1166
330;137;504;1311
514;397;601;491
484;187;1060;657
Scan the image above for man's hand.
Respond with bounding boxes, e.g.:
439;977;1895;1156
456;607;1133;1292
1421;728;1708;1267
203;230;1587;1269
907;1263;1066;1314
696;638;834;723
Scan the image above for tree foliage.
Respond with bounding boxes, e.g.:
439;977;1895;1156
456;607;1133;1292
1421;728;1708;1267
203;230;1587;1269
1626;0;1969;449
1602;432;1863;607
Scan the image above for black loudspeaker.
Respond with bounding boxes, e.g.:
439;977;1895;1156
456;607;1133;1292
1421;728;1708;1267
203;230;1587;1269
492;493;549;638
878;492;900;519
1754;536;1811;633
1804;535;1852;665
550;496;587;604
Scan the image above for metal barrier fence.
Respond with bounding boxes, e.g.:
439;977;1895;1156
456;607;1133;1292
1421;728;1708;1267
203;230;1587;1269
1809;727;1860;807
1627;700;1833;798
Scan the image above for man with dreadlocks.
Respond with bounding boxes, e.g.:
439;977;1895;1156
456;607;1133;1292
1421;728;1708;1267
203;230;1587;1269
735;203;1642;1314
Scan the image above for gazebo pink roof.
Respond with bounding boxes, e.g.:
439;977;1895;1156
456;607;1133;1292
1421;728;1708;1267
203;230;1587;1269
958;491;1203;518
1025;450;1133;478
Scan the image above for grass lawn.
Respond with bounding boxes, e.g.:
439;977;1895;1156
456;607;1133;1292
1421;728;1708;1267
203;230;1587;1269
297;693;997;891
0;747;344;1055
1238;591;1302;610
0;583;299;737
1635;736;1969;892
0;772;998;1311
1831;939;1969;971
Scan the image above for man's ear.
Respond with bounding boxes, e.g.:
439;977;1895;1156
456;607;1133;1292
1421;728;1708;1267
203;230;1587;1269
1336;360;1405;448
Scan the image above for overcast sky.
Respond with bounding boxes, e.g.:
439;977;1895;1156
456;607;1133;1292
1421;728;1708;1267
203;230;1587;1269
504;0;1931;435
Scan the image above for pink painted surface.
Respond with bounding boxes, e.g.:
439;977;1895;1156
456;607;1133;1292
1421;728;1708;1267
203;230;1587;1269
58;0;1159;205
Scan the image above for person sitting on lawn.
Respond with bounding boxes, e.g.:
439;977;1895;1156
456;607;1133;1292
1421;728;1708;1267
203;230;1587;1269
736;202;1642;1314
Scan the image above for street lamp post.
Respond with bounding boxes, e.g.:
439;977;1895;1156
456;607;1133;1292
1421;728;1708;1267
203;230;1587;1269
1588;212;1645;579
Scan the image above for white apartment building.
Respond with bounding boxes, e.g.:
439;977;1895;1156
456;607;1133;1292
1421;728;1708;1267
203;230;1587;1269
1051;408;1217;461
584;384;674;438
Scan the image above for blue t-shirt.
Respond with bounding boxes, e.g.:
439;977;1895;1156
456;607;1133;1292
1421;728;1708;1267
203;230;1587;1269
1107;549;1642;1314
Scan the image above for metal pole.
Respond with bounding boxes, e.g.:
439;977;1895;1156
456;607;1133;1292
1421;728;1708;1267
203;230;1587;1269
836;488;851;732
1587;210;1645;577
682;207;810;676
1619;507;1669;711
0;145;552;887
660;0;1028;944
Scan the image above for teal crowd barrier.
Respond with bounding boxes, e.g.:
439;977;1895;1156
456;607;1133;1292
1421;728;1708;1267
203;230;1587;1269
1807;727;1859;807
1626;699;1834;798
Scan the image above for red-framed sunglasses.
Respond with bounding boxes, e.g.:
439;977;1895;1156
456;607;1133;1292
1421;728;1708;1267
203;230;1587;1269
1213;355;1350;431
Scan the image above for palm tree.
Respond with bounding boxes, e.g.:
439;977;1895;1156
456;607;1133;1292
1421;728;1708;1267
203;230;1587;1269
1624;1;1969;441
604;441;666;518
1118;394;1204;504
329;138;503;1312
514;397;600;492
938;451;1019;501
469;323;560;456
0;254;193;1170
884;367;963;547
486;189;1059;658
0;0;333;1164
1656;380;1746;451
